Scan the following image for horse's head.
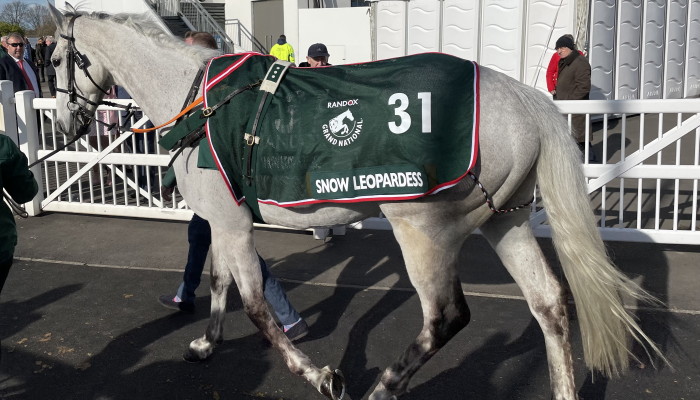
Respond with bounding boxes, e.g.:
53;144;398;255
49;3;114;138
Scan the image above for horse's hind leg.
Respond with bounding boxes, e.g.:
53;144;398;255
370;216;471;400
479;209;577;400
184;239;233;361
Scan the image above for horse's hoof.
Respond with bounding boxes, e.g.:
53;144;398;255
183;337;214;363
368;383;398;400
319;368;346;400
182;348;207;363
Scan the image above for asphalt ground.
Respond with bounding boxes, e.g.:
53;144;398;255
1;213;699;400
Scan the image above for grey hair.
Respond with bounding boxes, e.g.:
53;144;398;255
6;32;24;42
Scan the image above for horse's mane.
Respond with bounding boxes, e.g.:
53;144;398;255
64;6;219;62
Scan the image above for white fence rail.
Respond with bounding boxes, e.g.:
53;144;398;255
2;81;700;244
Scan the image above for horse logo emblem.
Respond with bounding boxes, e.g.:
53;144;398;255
322;106;364;147
329;109;355;137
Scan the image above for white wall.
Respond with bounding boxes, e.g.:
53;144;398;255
372;0;576;93
298;7;371;64
228;0;300;56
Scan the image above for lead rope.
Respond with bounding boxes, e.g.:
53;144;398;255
2;190;29;218
468;171;534;214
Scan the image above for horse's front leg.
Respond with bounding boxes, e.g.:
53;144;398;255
194;228;348;399
183;246;232;362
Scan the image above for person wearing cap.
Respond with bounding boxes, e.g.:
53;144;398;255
552;34;591;154
269;34;295;63
297;43;331;67
545;34;583;97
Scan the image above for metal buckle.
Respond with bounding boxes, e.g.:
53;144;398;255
202;107;214;117
244;133;259;146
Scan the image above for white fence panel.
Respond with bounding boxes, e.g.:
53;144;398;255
441;0;480;61
615;0;642;100
685;0;700;97
664;0;689;99
479;0;524;80
641;0;666;99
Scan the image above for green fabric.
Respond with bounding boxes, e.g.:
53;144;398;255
158;109;219;190
161;167;176;188
204;53;478;219
197;139;216;169
158;114;204;151
0;135;38;262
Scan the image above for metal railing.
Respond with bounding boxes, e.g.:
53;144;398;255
150;0;237;54
225;19;267;54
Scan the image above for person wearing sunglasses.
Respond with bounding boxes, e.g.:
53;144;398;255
0;32;40;98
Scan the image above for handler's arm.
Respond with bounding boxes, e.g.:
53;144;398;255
0;137;38;203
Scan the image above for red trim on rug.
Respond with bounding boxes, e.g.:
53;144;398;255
204;54;262;205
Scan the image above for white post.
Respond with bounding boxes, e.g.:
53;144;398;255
0;80;17;144
15;90;43;216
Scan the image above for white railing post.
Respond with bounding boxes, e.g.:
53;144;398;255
0;80;18;144
15;90;43;216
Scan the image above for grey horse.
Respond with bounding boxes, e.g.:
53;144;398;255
48;5;664;400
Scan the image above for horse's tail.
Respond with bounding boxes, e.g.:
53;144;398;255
531;95;666;378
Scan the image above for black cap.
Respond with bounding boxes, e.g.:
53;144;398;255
555;35;575;50
307;43;329;58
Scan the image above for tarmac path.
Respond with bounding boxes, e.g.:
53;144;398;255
1;213;699;399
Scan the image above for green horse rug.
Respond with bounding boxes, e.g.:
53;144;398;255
200;52;479;219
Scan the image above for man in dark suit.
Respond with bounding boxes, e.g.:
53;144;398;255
1;33;40;95
0;50;27;92
44;36;57;97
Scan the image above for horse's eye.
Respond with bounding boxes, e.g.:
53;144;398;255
52;58;60;67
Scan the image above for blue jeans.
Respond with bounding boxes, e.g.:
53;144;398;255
176;214;300;325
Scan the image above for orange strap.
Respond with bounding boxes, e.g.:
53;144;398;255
131;96;204;133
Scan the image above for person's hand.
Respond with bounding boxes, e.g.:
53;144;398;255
161;185;174;202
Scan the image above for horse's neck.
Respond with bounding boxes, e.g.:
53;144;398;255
102;28;204;124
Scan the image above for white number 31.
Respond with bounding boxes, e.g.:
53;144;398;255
387;92;432;134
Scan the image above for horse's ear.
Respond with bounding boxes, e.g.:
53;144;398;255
47;2;64;30
64;2;77;14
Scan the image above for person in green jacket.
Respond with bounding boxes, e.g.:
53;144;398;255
1;134;37;362
1;134;38;295
269;34;295;63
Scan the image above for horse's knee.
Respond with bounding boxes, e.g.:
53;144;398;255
210;266;232;293
532;298;568;338
431;287;471;347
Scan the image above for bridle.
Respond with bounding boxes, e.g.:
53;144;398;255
9;12;208;216
55;14;137;140
34;13;138;168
